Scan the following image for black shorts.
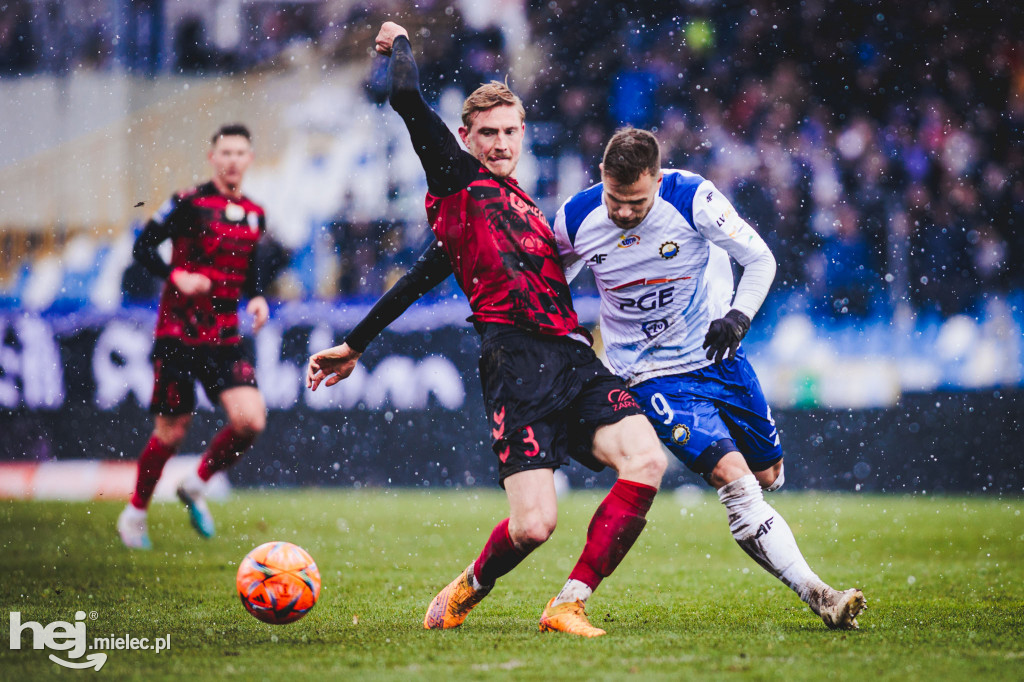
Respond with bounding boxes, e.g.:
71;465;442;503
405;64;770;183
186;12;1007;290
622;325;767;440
150;339;258;415
477;325;643;484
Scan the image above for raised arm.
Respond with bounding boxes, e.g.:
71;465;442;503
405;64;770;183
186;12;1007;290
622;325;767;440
375;22;477;197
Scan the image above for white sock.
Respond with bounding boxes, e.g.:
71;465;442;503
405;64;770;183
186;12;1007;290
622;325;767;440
123;504;147;520
552;578;593;607
180;471;206;497
718;474;823;603
468;564;485;591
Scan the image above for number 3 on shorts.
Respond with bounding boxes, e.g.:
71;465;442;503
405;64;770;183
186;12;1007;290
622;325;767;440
651;393;674;425
522;426;540;457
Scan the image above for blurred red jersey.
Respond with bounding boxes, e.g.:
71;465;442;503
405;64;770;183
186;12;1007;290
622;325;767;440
144;182;265;346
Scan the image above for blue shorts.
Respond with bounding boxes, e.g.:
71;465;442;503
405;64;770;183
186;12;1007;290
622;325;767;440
630;348;783;475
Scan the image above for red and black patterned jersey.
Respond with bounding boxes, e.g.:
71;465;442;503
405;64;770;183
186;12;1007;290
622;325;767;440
359;35;579;339
133;182;265;347
425;170;578;335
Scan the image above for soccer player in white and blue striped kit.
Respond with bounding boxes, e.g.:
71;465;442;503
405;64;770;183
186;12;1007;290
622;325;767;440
553;128;866;630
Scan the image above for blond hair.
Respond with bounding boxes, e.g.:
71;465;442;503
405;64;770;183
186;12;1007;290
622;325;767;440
461;80;526;129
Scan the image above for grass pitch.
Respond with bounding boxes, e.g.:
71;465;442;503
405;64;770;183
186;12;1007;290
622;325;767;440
1;488;1022;680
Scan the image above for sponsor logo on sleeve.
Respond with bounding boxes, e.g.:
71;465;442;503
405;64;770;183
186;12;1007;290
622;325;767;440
607;389;640;411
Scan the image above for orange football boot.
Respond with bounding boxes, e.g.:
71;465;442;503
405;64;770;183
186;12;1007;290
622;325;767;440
423;564;491;629
538;598;606;637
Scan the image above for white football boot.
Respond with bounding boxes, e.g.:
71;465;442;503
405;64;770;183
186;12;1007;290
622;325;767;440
117;504;152;550
176;473;215;538
808;585;866;630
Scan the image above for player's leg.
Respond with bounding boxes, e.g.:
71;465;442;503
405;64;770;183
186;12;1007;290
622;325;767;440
199;385;266;481
424;467;558;630
425;327;563;630
118;354;196;549
712;453;865;629
541;375;666;636
131;415;193;509
556;414;664;603
425;409;564;629
754;460;784;491
708;352;865;629
177;347;263;537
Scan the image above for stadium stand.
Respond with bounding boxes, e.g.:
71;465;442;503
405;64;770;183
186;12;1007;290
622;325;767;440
0;0;1021;321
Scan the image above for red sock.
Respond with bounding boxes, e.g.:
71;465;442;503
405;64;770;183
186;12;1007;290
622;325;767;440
130;436;177;509
473;518;532;586
197;427;256;481
568;479;658;590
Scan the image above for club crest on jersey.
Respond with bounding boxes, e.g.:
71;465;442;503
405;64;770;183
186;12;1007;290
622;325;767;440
659;241;679;259
642;319;668;338
519;232;548;255
247;211;260;232
224;203;245;222
671;424;690;446
618;234;641;248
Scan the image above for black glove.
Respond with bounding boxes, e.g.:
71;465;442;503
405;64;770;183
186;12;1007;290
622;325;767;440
702;309;751;363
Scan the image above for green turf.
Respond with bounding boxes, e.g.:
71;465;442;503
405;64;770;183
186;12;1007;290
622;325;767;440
1;488;1022;680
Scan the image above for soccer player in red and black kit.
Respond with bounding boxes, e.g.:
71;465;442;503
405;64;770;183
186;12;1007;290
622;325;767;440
306;23;667;637
117;124;270;550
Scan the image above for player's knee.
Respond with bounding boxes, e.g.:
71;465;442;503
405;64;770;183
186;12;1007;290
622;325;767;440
510;516;556;550
758;462;785;492
634;445;668;485
154;422;189;449
231;411;266;438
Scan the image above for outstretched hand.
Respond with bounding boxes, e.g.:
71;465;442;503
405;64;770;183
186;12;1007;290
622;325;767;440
375;21;409;56
307;343;362;391
702;309;751;363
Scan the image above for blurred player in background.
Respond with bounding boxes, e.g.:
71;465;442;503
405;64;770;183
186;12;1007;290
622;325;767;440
552;127;866;629
307;22;667;637
117;124;270;550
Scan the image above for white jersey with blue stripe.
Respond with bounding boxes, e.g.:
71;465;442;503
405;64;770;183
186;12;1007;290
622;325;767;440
553;169;771;385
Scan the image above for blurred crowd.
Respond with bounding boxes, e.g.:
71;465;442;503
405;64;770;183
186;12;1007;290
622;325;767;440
346;0;1024;319
522;0;1024;319
3;0;1022;319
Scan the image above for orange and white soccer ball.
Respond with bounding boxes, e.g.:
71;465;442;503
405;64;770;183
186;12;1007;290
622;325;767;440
236;541;321;624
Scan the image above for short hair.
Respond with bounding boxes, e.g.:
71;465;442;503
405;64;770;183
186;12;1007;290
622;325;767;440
211;123;252;145
461;81;525;129
602;127;661;184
